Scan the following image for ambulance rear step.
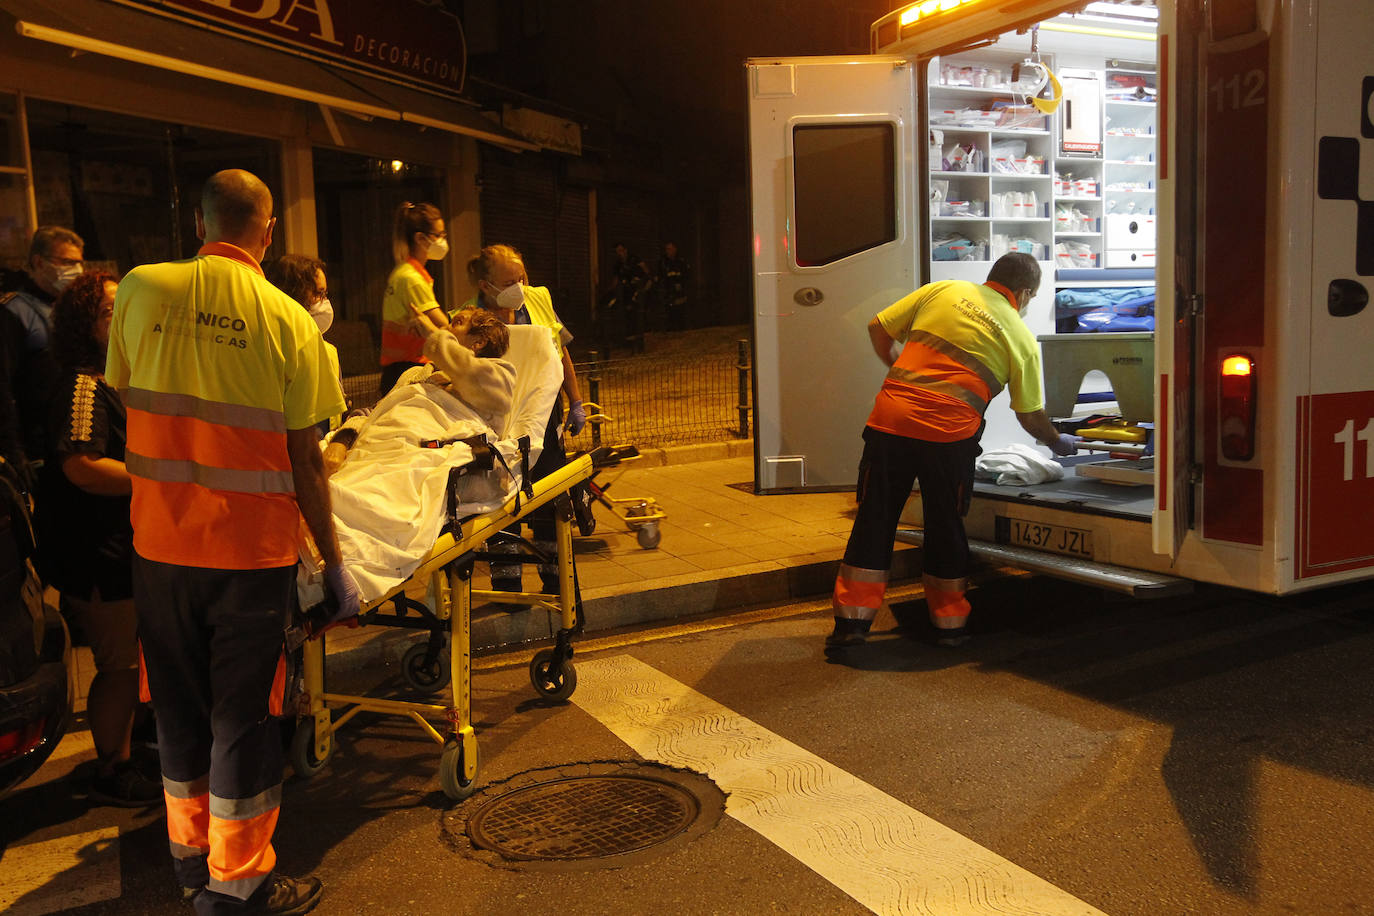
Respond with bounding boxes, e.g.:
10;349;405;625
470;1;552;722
894;528;1192;598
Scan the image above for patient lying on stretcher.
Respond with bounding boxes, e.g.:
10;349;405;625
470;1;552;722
312;307;531;605
324;307;513;474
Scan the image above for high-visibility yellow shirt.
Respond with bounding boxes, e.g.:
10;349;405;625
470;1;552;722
106;242;346;570
868;280;1044;442
380;258;438;366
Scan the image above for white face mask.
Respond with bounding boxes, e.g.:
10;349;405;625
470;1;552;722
495;280;525;312
51;263;83;293
426;236;450;261
308;297;333;334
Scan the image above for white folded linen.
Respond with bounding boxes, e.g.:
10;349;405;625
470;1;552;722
975;443;1065;486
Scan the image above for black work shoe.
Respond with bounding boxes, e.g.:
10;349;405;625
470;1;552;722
259;874;323;915
935;626;969;648
89;761;164;808
825;617;873;648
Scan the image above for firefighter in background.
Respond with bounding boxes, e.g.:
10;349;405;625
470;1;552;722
607;243;649;354
654;241;691;331
828;253;1078;650
108;169;355;915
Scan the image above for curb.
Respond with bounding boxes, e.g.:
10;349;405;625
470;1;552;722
321;543;920;675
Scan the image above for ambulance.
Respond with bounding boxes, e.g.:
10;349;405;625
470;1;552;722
747;0;1373;595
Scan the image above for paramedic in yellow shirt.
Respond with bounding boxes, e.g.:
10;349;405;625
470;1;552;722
828;253;1078;651
107;169;353;914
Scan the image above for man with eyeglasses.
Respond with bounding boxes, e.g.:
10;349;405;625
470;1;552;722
1;225;84;464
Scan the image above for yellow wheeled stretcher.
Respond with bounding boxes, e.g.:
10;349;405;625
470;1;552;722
287;324;604;800
291;452;602;800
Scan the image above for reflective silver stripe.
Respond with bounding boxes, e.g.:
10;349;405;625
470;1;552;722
834;604;879;621
169;841;207;860
898;330;1003;398
209;785;282;821
838;563;888;584
885;370;990;413
162;773;210;799
123;387;286;433
127;452;295;495
208;873;271;902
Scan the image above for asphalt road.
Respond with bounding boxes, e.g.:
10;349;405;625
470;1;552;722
5;576;1374;915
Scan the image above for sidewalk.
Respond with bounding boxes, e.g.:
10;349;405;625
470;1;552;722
323;440;922;671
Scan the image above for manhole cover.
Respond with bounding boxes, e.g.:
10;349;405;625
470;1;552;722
442;760;726;871
469;775;698;859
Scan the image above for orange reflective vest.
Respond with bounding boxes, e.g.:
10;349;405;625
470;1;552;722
868;280;1044;442
380;258;438;366
107;242;346;569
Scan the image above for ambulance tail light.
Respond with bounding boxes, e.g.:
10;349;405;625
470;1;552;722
1219;354;1256;460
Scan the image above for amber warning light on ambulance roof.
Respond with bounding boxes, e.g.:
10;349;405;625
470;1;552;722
898;0;983;28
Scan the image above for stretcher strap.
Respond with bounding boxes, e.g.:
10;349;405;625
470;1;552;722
517;436;533;500
445;465;464;537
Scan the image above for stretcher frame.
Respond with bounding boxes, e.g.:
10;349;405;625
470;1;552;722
291;450;600;800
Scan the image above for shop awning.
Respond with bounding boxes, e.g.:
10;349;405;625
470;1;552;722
1;0;538;152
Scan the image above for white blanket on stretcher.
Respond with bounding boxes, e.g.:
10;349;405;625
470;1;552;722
310;326;562;606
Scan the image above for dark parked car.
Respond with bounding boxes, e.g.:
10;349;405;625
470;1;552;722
0;461;71;798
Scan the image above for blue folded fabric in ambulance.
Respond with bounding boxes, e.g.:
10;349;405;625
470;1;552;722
1054;286;1155;332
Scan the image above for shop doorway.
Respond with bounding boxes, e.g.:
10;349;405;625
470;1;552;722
312;148;445;379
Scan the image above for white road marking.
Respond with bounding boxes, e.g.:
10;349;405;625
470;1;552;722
0;826;122;915
574;654;1107;916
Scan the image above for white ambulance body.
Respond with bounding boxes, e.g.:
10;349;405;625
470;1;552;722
747;0;1374;595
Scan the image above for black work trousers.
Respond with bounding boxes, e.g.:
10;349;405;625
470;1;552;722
134;555;294;913
842;425;982;581
492;398;566;590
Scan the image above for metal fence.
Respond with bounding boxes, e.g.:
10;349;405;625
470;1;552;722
571;340;752;450
337;339;754;450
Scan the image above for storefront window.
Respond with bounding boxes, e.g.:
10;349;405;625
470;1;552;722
25;99;281;277
313;148;445;377
0;94;28;272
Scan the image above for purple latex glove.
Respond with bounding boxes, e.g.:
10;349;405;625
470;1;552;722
322;563;360;624
1048;433;1082;458
567;400;587;436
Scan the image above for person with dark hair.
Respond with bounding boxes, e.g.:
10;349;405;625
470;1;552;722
266;254;342;431
609;242;649;353
654;241;691;332
828;252;1078;651
379;201;449;394
2;225;84;461
107;168;350;914
36;269;161;807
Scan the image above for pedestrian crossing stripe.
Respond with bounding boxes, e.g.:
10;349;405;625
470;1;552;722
574;654;1108;916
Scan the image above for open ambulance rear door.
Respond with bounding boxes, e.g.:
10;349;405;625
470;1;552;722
746;55;917;491
747;0;1095;493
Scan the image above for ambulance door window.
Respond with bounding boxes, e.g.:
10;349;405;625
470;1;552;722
793;123;896;266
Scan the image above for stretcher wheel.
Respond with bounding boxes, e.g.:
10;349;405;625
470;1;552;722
439;738;480;801
401;640;451;695
289;718;332;779
636;522;661;550
529;648;577;701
